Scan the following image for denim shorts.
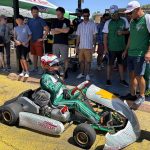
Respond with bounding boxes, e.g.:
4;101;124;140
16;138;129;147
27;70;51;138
127;56;145;76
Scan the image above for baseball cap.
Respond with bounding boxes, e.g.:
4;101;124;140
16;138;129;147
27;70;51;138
109;5;119;14
124;1;141;13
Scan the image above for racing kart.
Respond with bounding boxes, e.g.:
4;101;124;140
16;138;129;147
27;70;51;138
0;81;140;149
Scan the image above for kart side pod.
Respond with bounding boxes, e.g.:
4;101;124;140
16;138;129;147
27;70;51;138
19;112;64;135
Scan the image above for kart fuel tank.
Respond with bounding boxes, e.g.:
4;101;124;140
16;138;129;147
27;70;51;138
19;112;64;135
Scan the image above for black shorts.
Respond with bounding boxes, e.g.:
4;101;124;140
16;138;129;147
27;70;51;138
16;45;28;60
108;51;123;65
0;46;4;53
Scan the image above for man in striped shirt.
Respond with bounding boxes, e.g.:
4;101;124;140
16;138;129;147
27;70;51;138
76;8;97;81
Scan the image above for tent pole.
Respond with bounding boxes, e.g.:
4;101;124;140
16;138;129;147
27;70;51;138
13;0;19;24
13;0;21;72
78;0;81;9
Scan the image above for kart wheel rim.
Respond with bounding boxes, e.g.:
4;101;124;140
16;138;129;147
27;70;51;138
3;111;12;122
76;132;89;145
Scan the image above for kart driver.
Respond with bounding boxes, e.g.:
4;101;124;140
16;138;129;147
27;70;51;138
40;54;100;123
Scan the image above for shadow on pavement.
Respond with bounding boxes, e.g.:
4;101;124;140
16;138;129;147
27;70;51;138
137;130;150;142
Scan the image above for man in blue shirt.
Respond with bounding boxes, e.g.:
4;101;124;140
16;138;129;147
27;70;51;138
28;6;49;74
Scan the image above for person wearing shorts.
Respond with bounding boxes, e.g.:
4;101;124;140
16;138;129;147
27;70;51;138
14;15;32;77
122;1;150;105
28;6;49;74
76;8;97;81
103;5;129;86
51;7;70;79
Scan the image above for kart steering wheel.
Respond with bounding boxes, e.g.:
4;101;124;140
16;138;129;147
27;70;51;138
71;81;90;95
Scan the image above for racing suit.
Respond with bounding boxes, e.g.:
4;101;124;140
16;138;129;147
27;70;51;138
40;73;100;123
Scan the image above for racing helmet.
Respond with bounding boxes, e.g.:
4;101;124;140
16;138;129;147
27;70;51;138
41;54;60;68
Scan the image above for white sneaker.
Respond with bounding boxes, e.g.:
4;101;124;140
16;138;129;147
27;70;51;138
76;73;84;79
86;75;90;81
24;73;29;78
19;71;25;77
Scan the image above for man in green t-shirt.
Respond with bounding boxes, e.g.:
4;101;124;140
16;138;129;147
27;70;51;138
103;5;129;87
122;1;150;105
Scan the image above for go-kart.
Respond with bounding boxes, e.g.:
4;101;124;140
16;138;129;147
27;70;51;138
0;81;140;149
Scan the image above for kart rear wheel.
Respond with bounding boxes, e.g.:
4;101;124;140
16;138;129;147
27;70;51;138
73;123;96;149
2;103;23;125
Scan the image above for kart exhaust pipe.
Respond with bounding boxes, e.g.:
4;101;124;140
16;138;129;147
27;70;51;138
2;111;12;122
19;112;64;135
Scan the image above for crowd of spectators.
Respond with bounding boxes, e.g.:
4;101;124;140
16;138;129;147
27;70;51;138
0;0;150;105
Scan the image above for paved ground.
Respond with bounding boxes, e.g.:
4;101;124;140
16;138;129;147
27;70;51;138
0;48;150;150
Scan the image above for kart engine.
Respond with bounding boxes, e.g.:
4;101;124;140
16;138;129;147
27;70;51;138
32;90;70;123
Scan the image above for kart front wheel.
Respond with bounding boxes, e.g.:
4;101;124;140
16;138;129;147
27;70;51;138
73;123;96;149
2;103;23;125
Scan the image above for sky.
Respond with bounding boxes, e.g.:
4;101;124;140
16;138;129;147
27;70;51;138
49;0;149;14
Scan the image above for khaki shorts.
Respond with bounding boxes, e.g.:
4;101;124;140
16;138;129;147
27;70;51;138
79;49;92;63
53;44;68;61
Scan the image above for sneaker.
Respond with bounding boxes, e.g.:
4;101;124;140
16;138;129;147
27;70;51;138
97;66;102;71
64;70;68;79
120;80;129;87
24;73;29;78
106;80;112;86
120;93;137;101
86;75;90;81
76;73;84;79
19;71;25;77
134;96;145;105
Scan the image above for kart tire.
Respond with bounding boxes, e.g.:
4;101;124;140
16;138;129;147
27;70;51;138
73;123;96;149
2;103;23;125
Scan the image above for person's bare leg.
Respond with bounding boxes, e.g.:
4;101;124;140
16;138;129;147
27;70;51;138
80;61;85;74
0;53;5;68
85;62;91;75
97;54;101;66
20;59;25;71
118;64;124;80
64;59;68;72
136;76;146;97
130;71;138;96
33;55;38;69
107;65;112;80
22;59;29;72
